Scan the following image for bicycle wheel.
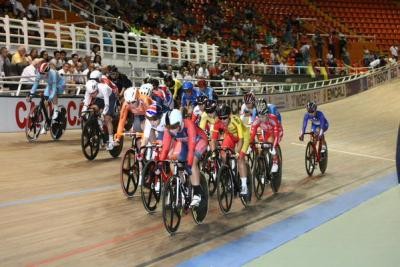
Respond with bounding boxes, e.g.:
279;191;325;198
200;151;218;197
305;142;316;176
162;176;182;234
271;146;282;193
240;163;253;207
253;155;267;200
25;106;43;142
216;165;234;214
50;107;67;140
120;148;139;198
109;136;124;158
81;121;100;160
141;160;162;212
247;148;256;170
319;142;328;174
192;172;209;224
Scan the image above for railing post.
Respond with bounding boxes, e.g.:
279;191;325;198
136;35;140;62
177;39;181;65
98;27;104;59
55;22;61;50
39;20;45;50
186;41;191;62
157;36;162;63
195;41;200;63
70;24;76;53
5;15;10;49
111;29;116;60
22;17;28;47
203;43;208;63
124;32;129;61
212;44;216;63
147;36;151;63
85;26;90;55
167;38;172;64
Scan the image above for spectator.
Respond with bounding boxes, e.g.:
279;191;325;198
53;50;63;69
312;31;324;60
11;45;28;65
26;48;38;64
300;43;311;65
73;62;85;84
0;47;11;76
196;61;209;79
59;50;67;67
390;44;398;61
209;61;222;80
27;0;39;20
58;63;73;83
11;0;26;18
93;54;102;68
91;44;101;60
20;58;43;88
67;53;79;68
82;54;91;70
39;50;49;62
82;62;95;77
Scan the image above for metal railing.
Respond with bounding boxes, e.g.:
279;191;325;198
0;16;219;67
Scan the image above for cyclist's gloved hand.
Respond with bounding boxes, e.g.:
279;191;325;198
269;147;276;156
299;134;304;141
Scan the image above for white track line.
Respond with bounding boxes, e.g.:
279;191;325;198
290;142;395;162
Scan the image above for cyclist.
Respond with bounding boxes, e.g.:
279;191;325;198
114;84;154;144
199;99;217;133
299;101;329;153
159;109;208;207
140;103;166;149
240;92;257;127
250;100;283;173
150;78;173;112
82;71;117;150
191;95;208;126
164;73;182;107
180;81;200;115
28;60;66;134
196;79;216;100
256;98;282;123
210;104;250;196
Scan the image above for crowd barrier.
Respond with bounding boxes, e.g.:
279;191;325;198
0;63;398;132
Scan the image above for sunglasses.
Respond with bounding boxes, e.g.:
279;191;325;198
219;116;229;121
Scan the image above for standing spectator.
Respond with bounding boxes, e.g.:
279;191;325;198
93;54;102;67
196;61;209;79
328;31;336;58
312;31;324;60
11;45;28;65
39;50;49;62
339;34;347;59
11;0;26;18
300;43;311;65
27;0;39;20
235;46;244;63
26;48;38;64
390;44;398;61
91;44;101;61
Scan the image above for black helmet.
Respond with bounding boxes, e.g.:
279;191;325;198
205;99;217;113
149;78;159;88
306;101;317;113
217;104;231;119
196;95;208;105
256;98;269;115
163;73;174;87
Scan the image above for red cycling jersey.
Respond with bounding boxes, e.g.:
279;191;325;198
250;114;283;148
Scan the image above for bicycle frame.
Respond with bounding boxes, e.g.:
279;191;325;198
304;132;322;162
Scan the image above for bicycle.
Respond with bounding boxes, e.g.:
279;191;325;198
252;142;283;200
120;132;144;198
161;160;209;234
215;147;252;214
25;93;67;142
304;132;328;176
80;108;124;160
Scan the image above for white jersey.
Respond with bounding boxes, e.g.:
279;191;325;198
143;113;166;138
82;82;113;115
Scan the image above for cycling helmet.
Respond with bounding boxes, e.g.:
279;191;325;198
164;73;173;83
165;109;183;129
306;101;317;113
149;78;159;88
196;95;208;105
85;80;98;94
256;98;269;115
145;104;163;121
244;92;256;104
197;79;207;88
39;62;50;74
182;81;194;91
217;104;231;119
89;70;102;82
205;99;217;113
139;83;153;96
124;87;139;103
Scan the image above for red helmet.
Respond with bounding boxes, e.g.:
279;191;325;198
39;62;50;74
244;92;256;104
197;79;207;88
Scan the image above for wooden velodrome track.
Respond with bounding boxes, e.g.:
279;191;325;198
0;80;398;267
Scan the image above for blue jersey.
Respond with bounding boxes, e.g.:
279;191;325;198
197;86;214;100
30;69;65;101
301;110;329;135
267;104;282;122
181;89;200;107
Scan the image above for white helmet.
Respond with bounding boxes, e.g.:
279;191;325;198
124;87;138;103
85;80;98;94
89;70;102;81
139;83;153;96
166;109;183;129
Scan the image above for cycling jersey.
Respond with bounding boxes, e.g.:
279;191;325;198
152;90;172;112
197;86;215;100
212;115;250;154
30;69;65;101
143;113;166;141
191;105;203;126
240;103;257;127
181;89;201;108
250;114;283;148
115;94;154;140
172;79;182;100
82;83;115;116
267;103;282;122
301;111;329;136
160;119;208;166
101;75;118;94
199;112;216;132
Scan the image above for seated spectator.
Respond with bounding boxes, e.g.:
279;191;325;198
196;61;209;79
93;54;102;68
27;0;39;20
67;53;79;68
11;45;28;65
53;50;63;69
20;58;43;89
39;50;49;62
73;62;85;84
59;63;73;83
59;50;67;67
90;44;100;61
26;48;38;64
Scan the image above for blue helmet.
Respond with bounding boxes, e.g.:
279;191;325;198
182;81;194;91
